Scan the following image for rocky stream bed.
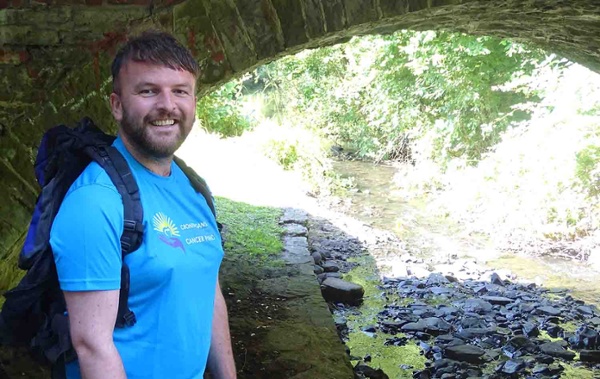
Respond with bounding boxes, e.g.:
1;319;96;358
306;207;600;379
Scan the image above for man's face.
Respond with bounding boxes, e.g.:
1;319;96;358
110;60;197;159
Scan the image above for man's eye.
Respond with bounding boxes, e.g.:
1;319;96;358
174;89;189;96
139;89;156;95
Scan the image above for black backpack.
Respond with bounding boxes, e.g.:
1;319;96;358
0;117;218;378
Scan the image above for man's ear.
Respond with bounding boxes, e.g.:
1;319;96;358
110;92;123;123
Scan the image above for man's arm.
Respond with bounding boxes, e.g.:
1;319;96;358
207;280;236;379
64;290;126;379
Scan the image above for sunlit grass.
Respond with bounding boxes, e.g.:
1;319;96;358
215;197;283;258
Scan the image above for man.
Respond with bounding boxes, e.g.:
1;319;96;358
49;30;236;379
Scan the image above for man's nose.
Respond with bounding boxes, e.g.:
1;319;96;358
156;91;176;111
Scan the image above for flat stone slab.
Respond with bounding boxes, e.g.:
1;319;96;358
480;295;514;305
321;261;340;272
539;342;576;360
282;236;312;265
445;344;486;363
537;306;561;316
284;223;308;237
281;208;308;225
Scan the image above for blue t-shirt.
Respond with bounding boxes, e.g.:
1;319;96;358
49;138;224;379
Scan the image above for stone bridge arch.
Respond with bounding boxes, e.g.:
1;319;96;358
1;0;599;264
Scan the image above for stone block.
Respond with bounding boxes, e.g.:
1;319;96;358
0;9;22;25
407;0;429;12
283;223;308;237
302;0;325;38
73;7;147;28
270;0;308;48
280;208;308;224
233;0;284;59
0;49;27;64
24;7;74;27
321;277;364;304
344;0;379;26
206;0;255;72
173;0;214;61
0;25;60;45
321;0;345;33
379;0;408;18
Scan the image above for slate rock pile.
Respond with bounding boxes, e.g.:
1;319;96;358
373;272;600;378
310;231;366;305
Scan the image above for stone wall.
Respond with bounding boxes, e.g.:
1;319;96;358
1;0;600;282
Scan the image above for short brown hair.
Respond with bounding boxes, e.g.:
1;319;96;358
111;30;199;93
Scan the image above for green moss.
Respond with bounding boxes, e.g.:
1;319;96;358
539;330;564;342
342;255;426;377
347;331;426;378
562;321;579;334
345;256;385;317
562;364;594;379
215;197;284;258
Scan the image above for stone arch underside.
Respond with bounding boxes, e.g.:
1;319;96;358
0;0;599;264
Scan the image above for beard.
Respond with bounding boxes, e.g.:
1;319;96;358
120;107;193;159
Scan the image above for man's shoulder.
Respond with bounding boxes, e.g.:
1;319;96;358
68;161;120;196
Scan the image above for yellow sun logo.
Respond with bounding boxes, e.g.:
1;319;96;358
152;212;180;237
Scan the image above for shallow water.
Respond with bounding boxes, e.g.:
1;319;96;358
331;159;600;378
332;160;600;306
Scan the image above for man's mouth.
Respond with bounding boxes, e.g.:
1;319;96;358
150;119;176;126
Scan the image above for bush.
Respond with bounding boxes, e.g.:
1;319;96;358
197;81;254;137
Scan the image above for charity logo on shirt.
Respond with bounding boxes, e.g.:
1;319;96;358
153;212;185;252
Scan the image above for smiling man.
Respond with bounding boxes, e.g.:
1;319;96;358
49;31;236;379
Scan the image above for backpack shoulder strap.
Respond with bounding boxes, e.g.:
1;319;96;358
85;145;142;328
173;156;216;219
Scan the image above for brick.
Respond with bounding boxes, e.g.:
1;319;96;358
0;49;21;64
0;9;25;24
0;0;9;8
0;49;28;65
18;50;30;63
24;8;73;27
55;0;85;4
0;25;60;45
407;0;428;12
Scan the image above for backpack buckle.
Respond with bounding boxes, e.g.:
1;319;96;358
123;220;143;234
122;311;136;327
121;220;143;254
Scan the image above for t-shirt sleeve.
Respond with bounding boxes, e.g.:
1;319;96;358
50;183;123;292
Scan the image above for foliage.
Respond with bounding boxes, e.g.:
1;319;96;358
255;121;338;196
196;79;254;137
575;145;600;197
215;196;283;257
257;31;546;163
394;62;600;254
204;29;600;254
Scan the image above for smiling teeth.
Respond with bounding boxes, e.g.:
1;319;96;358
152;119;175;126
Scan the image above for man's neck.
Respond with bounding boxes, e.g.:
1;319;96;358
121;138;172;177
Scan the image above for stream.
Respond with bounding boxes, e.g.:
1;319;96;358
322;160;600;378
